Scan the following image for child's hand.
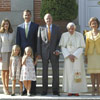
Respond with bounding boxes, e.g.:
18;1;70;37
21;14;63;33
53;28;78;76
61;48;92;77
22;55;28;65
24;55;28;59
34;57;38;66
34;61;37;66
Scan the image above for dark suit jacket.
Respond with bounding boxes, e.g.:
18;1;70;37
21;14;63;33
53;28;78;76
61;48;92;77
16;22;39;57
37;24;61;59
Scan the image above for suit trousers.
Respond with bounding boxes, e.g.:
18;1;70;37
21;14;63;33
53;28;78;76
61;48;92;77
42;53;59;93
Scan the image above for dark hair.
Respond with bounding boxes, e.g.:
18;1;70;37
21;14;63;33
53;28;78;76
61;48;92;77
23;9;31;15
0;19;13;33
88;17;100;28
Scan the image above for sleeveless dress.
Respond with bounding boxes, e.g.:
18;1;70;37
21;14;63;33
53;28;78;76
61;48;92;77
11;56;21;80
20;57;36;81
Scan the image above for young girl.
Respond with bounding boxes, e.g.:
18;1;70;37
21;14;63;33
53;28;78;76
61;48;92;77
20;47;37;96
9;45;23;96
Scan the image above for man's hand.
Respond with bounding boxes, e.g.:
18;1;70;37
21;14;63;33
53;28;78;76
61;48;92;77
68;55;76;62
53;50;61;56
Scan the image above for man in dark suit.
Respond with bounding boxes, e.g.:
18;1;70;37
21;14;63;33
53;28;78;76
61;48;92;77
16;9;39;95
37;13;61;96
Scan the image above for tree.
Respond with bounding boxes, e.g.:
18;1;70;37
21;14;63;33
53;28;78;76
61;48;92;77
40;0;78;21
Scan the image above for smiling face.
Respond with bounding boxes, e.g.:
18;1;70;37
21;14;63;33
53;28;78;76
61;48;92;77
14;48;20;56
44;14;52;26
68;26;75;35
90;20;98;30
23;11;31;23
4;21;9;32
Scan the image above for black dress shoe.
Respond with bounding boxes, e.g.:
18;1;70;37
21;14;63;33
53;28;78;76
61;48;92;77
31;93;36;96
41;92;47;95
11;93;15;96
19;92;23;96
22;91;27;95
53;92;60;96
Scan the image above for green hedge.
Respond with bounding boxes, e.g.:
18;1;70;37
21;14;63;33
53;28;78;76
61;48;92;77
40;0;78;21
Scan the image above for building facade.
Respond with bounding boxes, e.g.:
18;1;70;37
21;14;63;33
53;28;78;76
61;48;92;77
0;0;100;33
0;0;34;31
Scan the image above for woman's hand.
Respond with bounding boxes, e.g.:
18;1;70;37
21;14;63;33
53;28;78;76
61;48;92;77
85;56;88;64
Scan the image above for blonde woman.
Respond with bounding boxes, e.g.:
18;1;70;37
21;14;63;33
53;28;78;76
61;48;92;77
85;17;100;95
0;19;15;95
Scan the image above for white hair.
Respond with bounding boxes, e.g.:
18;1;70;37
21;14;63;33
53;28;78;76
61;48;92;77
44;13;52;20
66;22;76;30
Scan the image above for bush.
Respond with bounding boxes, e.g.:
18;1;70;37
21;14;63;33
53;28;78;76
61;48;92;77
40;0;78;21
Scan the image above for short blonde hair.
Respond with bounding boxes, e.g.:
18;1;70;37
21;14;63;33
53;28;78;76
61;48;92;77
11;45;21;57
66;22;76;30
88;17;99;28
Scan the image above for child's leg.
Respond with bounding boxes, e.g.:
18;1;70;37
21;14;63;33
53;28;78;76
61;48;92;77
23;81;28;91
19;81;23;94
27;80;31;94
12;80;16;94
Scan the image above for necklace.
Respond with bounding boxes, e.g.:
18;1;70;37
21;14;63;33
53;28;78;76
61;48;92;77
91;30;98;36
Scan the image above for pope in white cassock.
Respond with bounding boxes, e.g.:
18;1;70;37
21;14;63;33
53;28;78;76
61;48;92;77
59;22;87;96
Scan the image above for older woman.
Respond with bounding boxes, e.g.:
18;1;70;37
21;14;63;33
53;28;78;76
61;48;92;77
85;17;100;95
59;22;87;96
0;19;15;95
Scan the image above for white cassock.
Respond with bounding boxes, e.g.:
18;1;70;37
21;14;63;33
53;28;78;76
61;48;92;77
59;31;87;93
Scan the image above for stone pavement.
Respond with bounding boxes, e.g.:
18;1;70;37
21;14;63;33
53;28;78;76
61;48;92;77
0;93;100;100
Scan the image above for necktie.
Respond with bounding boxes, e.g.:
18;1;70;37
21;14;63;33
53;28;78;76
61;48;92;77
25;23;28;38
48;25;51;41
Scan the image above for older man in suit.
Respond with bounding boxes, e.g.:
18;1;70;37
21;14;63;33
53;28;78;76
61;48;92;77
16;9;39;96
37;13;61;96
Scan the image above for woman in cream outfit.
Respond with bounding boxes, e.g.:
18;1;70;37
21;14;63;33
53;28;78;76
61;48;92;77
59;22;87;96
85;17;100;95
0;19;15;95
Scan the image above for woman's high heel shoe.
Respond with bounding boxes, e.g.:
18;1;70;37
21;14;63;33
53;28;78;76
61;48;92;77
6;89;10;95
3;88;6;94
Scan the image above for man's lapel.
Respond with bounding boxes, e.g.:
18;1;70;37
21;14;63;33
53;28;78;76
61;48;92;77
22;23;27;39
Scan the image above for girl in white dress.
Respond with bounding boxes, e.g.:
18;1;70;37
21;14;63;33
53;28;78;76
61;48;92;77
20;47;37;96
9;45;22;96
